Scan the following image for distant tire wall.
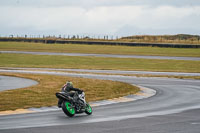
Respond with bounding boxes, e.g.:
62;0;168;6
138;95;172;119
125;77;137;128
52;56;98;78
0;38;200;48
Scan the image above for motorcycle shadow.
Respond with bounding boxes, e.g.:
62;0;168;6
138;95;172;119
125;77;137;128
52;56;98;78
57;113;93;119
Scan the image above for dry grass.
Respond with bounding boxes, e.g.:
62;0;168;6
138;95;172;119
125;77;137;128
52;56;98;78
0;73;139;111
120;34;200;45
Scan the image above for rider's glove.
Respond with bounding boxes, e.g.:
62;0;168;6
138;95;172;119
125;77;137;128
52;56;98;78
78;90;83;94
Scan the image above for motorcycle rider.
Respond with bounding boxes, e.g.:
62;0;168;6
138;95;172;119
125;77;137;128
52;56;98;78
57;81;85;108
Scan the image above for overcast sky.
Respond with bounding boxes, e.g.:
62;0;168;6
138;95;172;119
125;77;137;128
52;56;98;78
0;0;200;37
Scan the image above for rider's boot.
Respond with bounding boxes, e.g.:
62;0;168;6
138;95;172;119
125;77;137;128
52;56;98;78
58;99;63;108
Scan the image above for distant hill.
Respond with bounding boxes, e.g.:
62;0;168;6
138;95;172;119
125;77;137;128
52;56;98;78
121;34;200;41
120;34;200;44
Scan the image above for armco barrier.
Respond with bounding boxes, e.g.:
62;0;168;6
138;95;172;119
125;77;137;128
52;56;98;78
0;38;200;48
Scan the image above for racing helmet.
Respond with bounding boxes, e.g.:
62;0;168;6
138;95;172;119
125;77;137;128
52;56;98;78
66;81;73;88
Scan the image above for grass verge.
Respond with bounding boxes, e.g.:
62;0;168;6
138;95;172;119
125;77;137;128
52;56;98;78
0;53;200;73
0;73;139;111
0;41;200;57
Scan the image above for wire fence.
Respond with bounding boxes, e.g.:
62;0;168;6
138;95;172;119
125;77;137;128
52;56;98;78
0;34;200;48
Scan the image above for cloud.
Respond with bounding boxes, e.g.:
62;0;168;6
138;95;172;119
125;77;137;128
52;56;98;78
0;2;200;36
1;0;200;7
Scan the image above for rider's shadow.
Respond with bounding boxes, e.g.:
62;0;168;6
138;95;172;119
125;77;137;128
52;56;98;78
57;112;93;120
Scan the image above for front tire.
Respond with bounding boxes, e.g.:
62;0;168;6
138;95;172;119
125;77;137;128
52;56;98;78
85;103;92;115
62;101;75;117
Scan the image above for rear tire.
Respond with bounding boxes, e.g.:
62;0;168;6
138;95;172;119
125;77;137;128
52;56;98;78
62;101;75;117
85;103;92;115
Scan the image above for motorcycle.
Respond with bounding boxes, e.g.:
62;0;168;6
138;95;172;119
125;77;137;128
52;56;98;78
55;91;92;117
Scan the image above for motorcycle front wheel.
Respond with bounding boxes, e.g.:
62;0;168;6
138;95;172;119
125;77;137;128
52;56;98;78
85;103;92;115
62;101;75;117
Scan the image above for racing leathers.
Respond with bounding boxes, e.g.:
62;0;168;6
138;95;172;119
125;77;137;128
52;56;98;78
57;84;85;108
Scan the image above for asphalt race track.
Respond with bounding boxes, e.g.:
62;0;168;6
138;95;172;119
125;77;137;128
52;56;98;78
1;50;200;61
0;70;200;133
0;75;38;91
3;67;200;76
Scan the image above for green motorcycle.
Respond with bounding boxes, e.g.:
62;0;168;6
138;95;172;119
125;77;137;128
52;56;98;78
56;91;92;117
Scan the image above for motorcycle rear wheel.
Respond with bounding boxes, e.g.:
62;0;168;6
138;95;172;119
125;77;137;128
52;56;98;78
62;101;75;117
